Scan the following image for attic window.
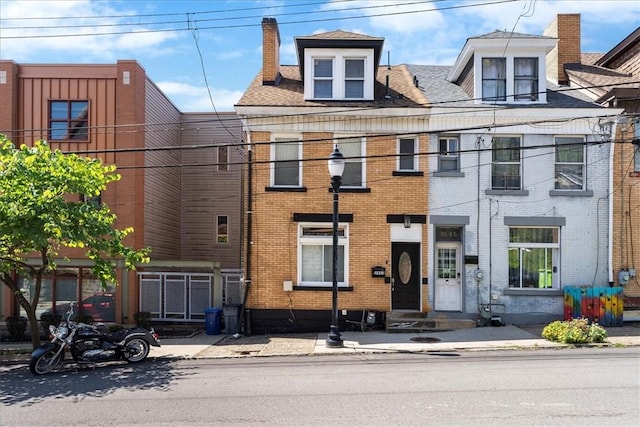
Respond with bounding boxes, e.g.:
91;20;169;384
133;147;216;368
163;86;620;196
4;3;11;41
304;48;374;101
514;58;538;101
345;59;364;98
314;59;333;98
482;58;506;101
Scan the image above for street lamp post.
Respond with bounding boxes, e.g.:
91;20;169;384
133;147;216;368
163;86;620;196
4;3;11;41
326;145;345;348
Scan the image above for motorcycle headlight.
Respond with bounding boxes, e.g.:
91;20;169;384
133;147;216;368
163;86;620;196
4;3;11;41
53;326;69;339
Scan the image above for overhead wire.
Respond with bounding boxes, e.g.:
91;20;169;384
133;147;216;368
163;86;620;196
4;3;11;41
0;1;516;39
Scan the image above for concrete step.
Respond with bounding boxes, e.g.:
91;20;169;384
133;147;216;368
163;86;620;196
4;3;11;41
386;312;476;333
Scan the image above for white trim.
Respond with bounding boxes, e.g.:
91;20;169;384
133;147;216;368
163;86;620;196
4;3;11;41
304;48;375;100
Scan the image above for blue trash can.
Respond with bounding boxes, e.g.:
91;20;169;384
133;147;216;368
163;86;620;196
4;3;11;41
204;308;222;335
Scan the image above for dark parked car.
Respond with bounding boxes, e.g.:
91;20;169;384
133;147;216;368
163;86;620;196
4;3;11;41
40;293;115;322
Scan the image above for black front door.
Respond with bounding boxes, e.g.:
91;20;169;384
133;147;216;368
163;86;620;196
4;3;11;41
391;242;421;310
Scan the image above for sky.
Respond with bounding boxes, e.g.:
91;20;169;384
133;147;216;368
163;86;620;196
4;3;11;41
1;0;638;112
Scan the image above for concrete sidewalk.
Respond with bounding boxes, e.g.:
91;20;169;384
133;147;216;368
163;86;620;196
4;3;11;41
148;323;640;360
3;323;639;365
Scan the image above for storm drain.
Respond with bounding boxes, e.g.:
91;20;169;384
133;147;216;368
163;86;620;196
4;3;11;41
410;337;441;343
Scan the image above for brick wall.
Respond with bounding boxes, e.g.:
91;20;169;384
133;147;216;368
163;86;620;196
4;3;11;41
248;130;429;313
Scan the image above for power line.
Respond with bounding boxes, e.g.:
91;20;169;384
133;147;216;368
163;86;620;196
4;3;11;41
2;79;636;140
0;0;515;40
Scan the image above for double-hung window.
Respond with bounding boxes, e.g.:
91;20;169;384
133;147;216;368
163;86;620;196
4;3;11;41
508;227;559;289
344;58;365;99
398;137;418;171
313;58;333;99
336;137;364;187
555;136;585;190
299;224;348;286
438;136;459;172
491;136;521;190
482;58;506;101
514;58;538;101
49;100;89;141
272;136;301;187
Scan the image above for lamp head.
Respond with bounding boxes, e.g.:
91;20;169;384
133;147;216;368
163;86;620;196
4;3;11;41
328;146;345;178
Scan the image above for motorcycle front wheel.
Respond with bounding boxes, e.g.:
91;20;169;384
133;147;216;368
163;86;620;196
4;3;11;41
30;349;62;375
123;338;150;363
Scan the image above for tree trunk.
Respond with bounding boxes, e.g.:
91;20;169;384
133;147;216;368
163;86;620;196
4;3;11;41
25;306;41;349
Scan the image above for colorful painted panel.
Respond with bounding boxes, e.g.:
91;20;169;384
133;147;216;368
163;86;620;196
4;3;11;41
563;287;624;327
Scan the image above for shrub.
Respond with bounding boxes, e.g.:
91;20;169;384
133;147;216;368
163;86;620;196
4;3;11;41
135;311;152;329
542;318;607;344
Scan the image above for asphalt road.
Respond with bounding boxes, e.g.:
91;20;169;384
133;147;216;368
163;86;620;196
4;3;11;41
1;348;638;426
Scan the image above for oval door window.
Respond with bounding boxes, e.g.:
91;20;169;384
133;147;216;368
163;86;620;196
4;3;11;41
398;251;412;284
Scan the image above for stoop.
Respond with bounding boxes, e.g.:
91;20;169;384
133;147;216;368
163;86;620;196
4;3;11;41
386;311;476;333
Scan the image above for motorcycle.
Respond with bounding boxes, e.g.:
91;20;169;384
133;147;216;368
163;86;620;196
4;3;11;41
30;302;161;375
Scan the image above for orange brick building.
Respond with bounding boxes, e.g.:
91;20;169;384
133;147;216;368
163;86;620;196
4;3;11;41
236;19;430;333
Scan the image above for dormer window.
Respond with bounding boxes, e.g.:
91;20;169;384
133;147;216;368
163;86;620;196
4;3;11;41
448;33;554;105
304;48;374;100
481;57;541;103
313;59;333;98
482;58;506;101
345;59;365;98
514;58;538;101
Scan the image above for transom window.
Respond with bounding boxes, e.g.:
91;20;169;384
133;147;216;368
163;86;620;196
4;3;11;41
336;136;364;187
272;136;301;187
438;136;459;172
555;136;585;190
482;58;506;101
491;136;521;190
508;227;559;289
514;58;538;101
299;224;348;286
398;137;418;171
49;100;89;141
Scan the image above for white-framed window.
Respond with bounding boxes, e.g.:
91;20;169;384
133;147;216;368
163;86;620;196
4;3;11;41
491;136;521;190
336;136;365;187
555;136;585;190
304;48;374;100
313;58;333;99
482;58;506;101
298;224;349;286
344;58;365;99
438;136;459;172
508;227;559;289
216;215;228;244
271;136;301;187
398;137;418;171
514;58;538;101
217;145;228;172
475;55;546;104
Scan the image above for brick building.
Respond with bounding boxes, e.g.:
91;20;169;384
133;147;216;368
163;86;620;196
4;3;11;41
0;60;243;325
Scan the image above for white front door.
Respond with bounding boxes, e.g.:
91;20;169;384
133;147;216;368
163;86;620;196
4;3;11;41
434;243;462;311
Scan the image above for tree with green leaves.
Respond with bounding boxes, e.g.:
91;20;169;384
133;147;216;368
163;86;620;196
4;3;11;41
0;136;150;349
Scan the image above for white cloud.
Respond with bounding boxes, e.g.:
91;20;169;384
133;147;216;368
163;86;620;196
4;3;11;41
0;0;181;62
156;81;242;112
322;0;445;33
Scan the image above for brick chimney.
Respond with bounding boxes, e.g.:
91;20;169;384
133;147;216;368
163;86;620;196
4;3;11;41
262;17;281;86
544;14;581;85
